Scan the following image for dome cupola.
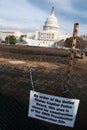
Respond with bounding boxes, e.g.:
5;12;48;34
43;7;59;31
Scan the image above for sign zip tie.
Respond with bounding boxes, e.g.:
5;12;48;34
29;67;34;91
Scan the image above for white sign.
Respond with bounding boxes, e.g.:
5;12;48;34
28;91;80;127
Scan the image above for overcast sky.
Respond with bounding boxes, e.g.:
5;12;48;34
0;0;87;35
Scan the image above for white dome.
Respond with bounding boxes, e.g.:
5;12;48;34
43;7;59;31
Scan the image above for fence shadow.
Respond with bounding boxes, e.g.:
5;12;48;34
0;92;47;130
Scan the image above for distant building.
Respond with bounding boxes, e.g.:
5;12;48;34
23;7;70;47
80;35;87;41
0;7;71;47
0;30;24;41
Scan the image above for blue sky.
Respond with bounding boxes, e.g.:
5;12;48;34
0;0;87;35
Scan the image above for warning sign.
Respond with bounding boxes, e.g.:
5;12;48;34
28;91;80;127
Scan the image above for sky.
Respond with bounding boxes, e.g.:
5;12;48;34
0;0;87;35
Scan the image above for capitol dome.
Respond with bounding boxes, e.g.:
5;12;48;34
43;7;59;31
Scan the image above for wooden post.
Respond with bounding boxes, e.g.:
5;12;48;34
63;23;79;94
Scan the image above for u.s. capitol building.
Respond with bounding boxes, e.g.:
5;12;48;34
0;7;71;48
23;7;70;47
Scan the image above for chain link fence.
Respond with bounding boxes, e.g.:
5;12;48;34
0;62;87;130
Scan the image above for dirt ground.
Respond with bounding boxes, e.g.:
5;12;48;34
0;57;87;73
0;57;66;70
0;57;87;130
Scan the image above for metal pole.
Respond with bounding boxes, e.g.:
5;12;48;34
63;23;79;94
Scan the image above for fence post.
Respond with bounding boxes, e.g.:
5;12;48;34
63;23;79;94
